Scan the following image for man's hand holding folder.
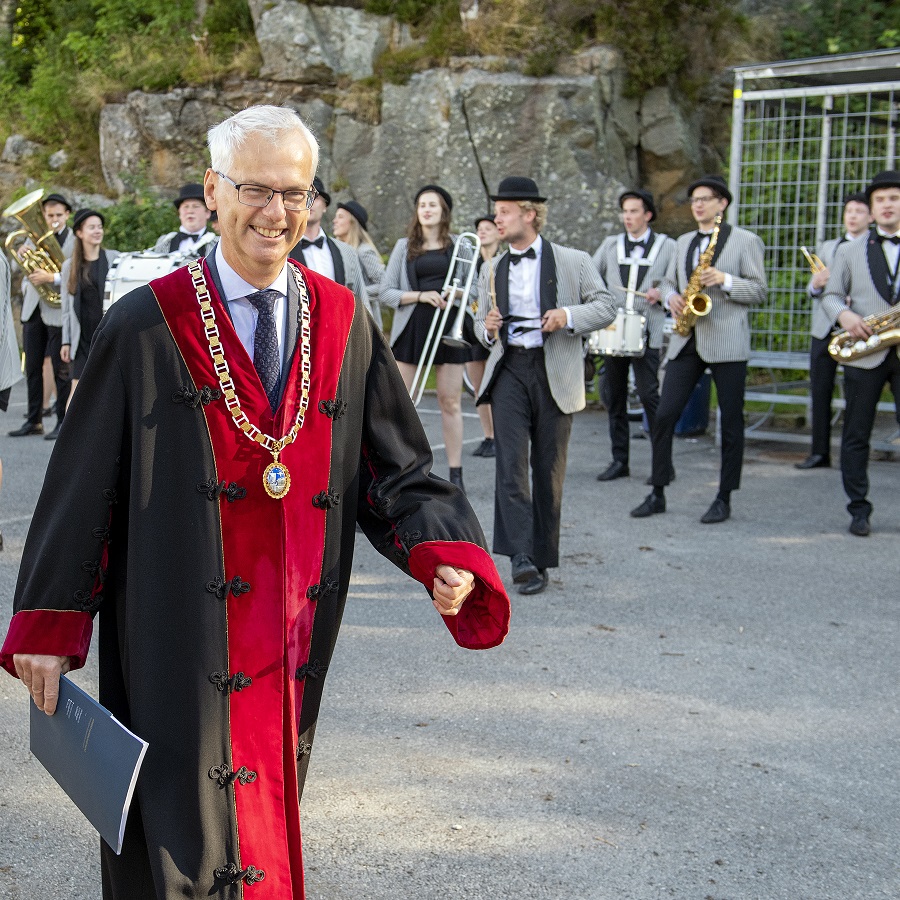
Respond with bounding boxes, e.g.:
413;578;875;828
13;653;71;714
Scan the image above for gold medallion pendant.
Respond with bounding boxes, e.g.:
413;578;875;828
263;458;291;498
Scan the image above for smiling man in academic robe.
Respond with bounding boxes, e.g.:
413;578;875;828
1;105;509;900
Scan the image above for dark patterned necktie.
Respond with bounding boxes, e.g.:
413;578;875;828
246;290;281;413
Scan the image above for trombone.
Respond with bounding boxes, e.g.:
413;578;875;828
409;231;481;406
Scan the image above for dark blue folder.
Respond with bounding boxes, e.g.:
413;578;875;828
29;675;148;855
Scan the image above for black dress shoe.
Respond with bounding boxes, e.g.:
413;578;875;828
630;493;665;518
8;422;43;437
42;406;53;418
518;569;548;595
448;467;465;493
472;438;495;457
645;468;675;486
44;423;62;441
511;553;539;584
700;498;730;524
848;514;871;537
795;454;830;470
597;461;629;481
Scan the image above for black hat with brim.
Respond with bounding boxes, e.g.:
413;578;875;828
337;200;368;230
474;214;496;229
619;188;657;222
173;183;207;210
686;175;732;206
42;192;72;212
865;171;900;203
490;176;546;203
313;177;331;207
72;208;105;231
415;184;453;212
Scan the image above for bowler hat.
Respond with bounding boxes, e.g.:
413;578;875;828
313;176;331;207
686;175;732;206
72;208;105;231
865;171;900;203
336;200;368;229
415;184;453;212
619;188;657;222
490;176;546;203
474;214;496;228
42;192;72;212
173;183;206;210
843;191;869;208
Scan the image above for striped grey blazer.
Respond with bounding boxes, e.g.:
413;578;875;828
22;227;75;327
356;242;385;323
592;230;675;350
60;249;121;357
474;241;617;415
808;235;860;340
0;252;23;393
821;231;900;370
659;223;766;363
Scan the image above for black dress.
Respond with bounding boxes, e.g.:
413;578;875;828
73;258;104;378
391;248;471;366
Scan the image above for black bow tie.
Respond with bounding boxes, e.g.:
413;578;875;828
626;238;646;252
875;233;900;245
179;231;203;241
509;247;536;265
301;236;325;250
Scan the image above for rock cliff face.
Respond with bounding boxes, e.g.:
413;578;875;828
94;3;713;251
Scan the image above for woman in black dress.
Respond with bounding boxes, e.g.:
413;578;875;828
60;209;119;403
380;186;470;490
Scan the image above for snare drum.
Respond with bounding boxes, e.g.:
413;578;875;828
104;252;189;311
587;309;647;357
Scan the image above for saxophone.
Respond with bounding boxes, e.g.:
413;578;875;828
673;213;722;337
828;305;900;362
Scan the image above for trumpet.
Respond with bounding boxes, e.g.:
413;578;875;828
800;245;826;275
409;232;481;407
3;189;66;308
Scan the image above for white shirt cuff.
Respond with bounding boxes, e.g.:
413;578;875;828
722;274;733;293
564;307;574;330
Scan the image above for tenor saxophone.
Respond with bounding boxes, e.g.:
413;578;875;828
828;305;900;362
673;213;722;337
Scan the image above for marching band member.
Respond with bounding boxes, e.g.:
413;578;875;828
9;193;74;440
476;176;617;594
631;175;766;524
289;176;368;318
59;209;120;403
331;199;385;323
821;170;900;536
153;183;216;256
380;185;470;490
469;215;500;458
593;189;675;481
796;192;872;470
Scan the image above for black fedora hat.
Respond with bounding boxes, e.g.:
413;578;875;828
474;214;496;228
336;200;368;230
865;171;900;203
686;175;732;206
173;183;206;210
415;184;453;212
42;192;72;212
619;188;657;222
843;191;869;208
490;176;546;203
72;208;105;231
313;176;331;207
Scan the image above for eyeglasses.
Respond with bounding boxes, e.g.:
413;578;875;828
690;195;718;205
215;172;318;211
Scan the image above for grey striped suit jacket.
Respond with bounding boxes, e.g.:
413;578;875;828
808;236;859;340
474;241;617;415
356;242;385;323
592;230;675;350
659;224;766;363
22;227;75;327
821;231;900;370
0;252;23;393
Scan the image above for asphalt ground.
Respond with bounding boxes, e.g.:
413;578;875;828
0;376;897;900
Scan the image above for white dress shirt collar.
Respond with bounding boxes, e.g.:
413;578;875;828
215;243;289;301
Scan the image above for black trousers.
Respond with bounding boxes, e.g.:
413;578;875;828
808;335;839;457
22;315;70;427
603;349;660;465
491;348;572;570
651;338;746;493
840;350;900;517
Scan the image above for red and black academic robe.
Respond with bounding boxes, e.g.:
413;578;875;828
0;261;509;899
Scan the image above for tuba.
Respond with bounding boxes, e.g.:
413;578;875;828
673;213;722;337
828;306;900;362
3;189;66;308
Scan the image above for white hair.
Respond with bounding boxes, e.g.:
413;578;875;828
207;105;319;178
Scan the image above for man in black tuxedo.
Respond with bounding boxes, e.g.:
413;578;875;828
153;183;216;256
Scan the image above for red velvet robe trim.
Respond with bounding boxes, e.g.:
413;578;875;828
151;261;353;899
0;609;94;677
408;541;510;650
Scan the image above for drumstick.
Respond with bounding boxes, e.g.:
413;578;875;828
613;286;651;299
488;258;497;311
